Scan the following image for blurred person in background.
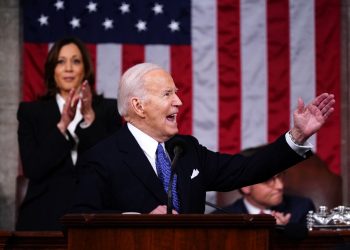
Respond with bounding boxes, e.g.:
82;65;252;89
213;146;315;226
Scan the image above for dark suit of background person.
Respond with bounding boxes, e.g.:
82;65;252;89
16;37;122;231
71;62;335;215
212;145;315;226
217;195;315;225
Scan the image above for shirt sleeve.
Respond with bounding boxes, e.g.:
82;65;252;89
285;132;312;157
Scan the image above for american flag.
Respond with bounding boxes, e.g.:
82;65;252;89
22;0;341;174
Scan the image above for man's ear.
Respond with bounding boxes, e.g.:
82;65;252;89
131;97;145;118
241;186;251;195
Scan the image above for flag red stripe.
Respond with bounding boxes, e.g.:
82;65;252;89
267;0;290;142
218;0;241;153
23;43;48;101
122;45;145;74
315;0;341;174
171;45;193;135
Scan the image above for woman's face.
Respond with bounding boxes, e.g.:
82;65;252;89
54;43;85;97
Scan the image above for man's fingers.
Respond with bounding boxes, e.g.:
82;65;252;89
320;98;335;114
316;94;335;111
296;97;305;113
272;211;291;225
149;205;178;214
149;205;167;214
312;93;330;106
323;107;335;119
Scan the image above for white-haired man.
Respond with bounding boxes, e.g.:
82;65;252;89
72;62;335;215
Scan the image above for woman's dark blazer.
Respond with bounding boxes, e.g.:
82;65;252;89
16;96;122;230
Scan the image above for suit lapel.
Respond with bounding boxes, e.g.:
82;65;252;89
239;199;249;213
40;98;62;127
46;98;75;165
116;126;168;204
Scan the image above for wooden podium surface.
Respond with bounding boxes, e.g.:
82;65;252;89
1;215;350;249
61;214;275;250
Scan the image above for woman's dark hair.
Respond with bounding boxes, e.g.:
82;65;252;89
43;37;96;97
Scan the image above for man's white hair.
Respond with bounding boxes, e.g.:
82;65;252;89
117;62;163;117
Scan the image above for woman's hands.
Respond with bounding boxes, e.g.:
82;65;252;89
57;88;79;134
57;80;95;134
80;80;95;125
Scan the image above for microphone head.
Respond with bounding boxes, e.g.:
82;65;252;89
167;137;187;156
174;145;183;155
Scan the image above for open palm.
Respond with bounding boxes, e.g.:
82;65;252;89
292;93;335;143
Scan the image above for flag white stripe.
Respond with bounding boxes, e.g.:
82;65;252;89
96;44;121;98
289;0;316;148
240;0;268;150
145;45;170;73
192;0;219;151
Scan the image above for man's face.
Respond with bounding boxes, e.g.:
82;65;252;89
242;175;284;209
139;69;183;142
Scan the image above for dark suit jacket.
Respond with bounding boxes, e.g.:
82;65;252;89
16;96;122;230
72;125;306;214
215;195;315;225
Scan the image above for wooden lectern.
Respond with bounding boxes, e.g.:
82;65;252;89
61;214;275;250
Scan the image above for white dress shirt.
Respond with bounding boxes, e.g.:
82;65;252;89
243;198;272;215
285;132;313;157
127;123;168;175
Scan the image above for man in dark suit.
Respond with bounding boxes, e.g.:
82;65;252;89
72;62;335;214
213;173;315;225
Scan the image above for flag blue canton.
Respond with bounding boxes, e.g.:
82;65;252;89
23;0;191;44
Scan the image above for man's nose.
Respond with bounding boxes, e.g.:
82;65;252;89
275;178;284;189
174;94;183;106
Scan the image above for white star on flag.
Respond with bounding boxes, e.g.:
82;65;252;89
168;20;180;32
38;14;48;26
70;17;80;29
86;1;98;13
119;2;130;14
102;18;113;30
135;20;147;31
152;3;163;15
54;0;64;11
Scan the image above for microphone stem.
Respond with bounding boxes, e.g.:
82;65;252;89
167;172;174;214
167;153;180;214
205;201;230;213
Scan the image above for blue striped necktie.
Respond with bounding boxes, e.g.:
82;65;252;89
156;143;180;212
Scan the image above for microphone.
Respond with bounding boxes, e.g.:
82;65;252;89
166;138;186;214
205;201;230;213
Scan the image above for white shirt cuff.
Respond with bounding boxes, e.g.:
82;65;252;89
285;132;313;157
